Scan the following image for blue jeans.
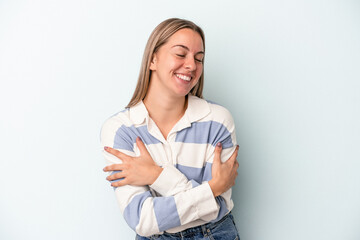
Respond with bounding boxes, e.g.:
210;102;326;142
136;212;240;240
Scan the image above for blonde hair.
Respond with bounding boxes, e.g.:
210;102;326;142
127;18;205;108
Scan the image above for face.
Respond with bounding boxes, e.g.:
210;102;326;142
149;28;204;98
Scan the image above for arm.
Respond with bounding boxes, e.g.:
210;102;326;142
106;139;238;197
150;107;238;198
107;105;238;199
150;140;237;198
104;139;238;230
102;107;238;235
101;119;222;236
102;148;219;237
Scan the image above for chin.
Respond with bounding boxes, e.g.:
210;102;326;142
174;84;197;96
173;87;193;97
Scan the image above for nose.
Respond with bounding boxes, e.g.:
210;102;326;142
184;56;196;71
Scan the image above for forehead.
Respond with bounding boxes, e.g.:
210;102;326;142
166;28;204;52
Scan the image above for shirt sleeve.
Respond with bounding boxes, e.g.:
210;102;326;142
101;119;220;237
102;150;219;237
150;104;237;197
148;105;237;222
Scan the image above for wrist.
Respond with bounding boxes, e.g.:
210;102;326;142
150;165;163;185
208;179;221;197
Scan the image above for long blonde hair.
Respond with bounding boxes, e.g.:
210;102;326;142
127;18;205;108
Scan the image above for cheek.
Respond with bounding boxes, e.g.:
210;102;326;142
162;55;181;70
170;60;184;71
196;65;203;77
158;56;178;73
193;70;202;85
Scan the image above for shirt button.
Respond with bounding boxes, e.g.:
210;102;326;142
207;229;210;233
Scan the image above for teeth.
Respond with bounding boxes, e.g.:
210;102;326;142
176;74;191;81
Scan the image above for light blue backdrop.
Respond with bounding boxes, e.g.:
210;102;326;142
0;0;359;239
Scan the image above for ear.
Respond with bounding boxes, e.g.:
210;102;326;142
149;54;157;71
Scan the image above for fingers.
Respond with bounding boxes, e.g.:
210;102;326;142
235;160;239;169
136;137;150;157
111;178;129;187
103;167;129;187
228;145;239;163
104;168;129;187
106;170;126;181
103;163;126;172
104;146;131;162
213;142;222;164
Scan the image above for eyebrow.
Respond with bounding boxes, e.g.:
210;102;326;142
172;45;204;55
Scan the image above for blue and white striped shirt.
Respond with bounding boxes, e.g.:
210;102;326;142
101;94;237;237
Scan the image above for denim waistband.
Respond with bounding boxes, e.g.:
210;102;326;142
161;212;233;238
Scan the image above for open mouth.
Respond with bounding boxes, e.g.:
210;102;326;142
175;73;192;82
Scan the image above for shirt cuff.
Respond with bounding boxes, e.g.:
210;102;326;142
150;164;192;196
191;182;219;219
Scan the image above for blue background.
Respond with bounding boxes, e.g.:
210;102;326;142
0;0;359;239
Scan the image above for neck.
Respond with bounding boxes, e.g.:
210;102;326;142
143;91;187;123
142;79;188;139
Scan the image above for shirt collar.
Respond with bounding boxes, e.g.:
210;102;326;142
184;94;211;123
128;101;148;125
128;94;211;126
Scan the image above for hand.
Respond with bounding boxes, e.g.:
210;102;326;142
103;137;163;187
208;143;239;197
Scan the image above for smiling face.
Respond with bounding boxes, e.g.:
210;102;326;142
149;28;204;98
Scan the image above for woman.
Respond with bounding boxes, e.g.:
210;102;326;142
101;18;240;239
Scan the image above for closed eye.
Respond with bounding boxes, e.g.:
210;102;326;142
176;54;203;63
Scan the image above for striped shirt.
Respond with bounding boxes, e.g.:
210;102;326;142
101;94;237;237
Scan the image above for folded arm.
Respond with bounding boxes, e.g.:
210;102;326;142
102;149;220;237
101;108;239;236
